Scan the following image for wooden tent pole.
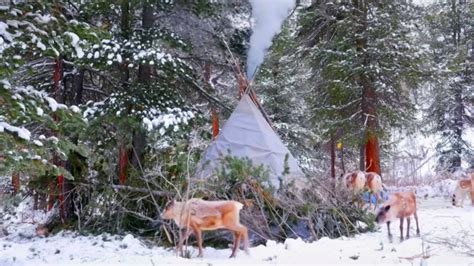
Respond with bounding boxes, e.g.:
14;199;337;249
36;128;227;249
222;34;273;127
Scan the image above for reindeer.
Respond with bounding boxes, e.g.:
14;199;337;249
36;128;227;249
452;175;473;207
343;170;384;210
161;198;249;258
343;170;366;191
375;191;420;242
342;170;366;207
36;224;50;237
365;172;383;210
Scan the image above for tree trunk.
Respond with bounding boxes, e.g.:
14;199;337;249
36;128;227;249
62;64;86;221
121;0;131;40
48;57;64;214
448;0;463;172
354;0;381;176
448;0;464;172
361;75;381;175
330;134;336;179
339;142;345;173
118;0;131;183
73;68;85;105
53;57;63;102
57;173;65;221
359;135;365;171
63;151;87;222
47;181;55;211
131;2;155;170
365;132;381;175
119;0;131;86
119;144;129;185
137;2;154;81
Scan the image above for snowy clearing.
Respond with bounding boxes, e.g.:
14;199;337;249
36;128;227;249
1;197;472;266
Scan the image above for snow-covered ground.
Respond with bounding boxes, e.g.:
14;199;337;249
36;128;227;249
1;196;472;266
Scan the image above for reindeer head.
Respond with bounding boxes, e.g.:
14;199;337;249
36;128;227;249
375;205;391;224
36;224;49;237
161;200;177;220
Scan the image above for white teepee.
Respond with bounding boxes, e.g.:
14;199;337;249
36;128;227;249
195;94;305;189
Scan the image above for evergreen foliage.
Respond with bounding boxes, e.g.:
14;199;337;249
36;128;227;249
423;1;473;171
0;0;472;248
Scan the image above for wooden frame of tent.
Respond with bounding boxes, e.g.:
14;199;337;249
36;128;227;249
221;36;273;128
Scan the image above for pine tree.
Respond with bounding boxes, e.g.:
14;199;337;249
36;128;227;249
80;0;199;185
1;1;202;220
424;0;473;172
293;0;427;174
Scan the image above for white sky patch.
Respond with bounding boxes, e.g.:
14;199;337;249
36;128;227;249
246;0;295;79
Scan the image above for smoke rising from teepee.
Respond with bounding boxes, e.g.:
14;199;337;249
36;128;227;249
246;0;295;79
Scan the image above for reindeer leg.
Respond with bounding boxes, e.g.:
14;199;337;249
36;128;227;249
242;226;249;255
231;231;238;250
414;212;420;236
387;221;393;242
229;224;248;258
399;217;404;242
230;231;241;258
234;225;249;255
406;217;411;239
178;228;192;257
192;225;204;258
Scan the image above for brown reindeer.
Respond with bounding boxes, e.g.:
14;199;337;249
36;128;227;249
161;198;249;258
375;191;420;241
452;175;473;207
365;172;383;210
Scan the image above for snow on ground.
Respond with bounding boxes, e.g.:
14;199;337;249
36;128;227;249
0;197;473;265
386;179;459;199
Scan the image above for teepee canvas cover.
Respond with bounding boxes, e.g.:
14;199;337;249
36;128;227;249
196;94;304;189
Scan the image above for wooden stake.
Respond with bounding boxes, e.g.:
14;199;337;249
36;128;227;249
330;135;336;179
211;108;219;140
119;144;129;185
12;172;20;194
